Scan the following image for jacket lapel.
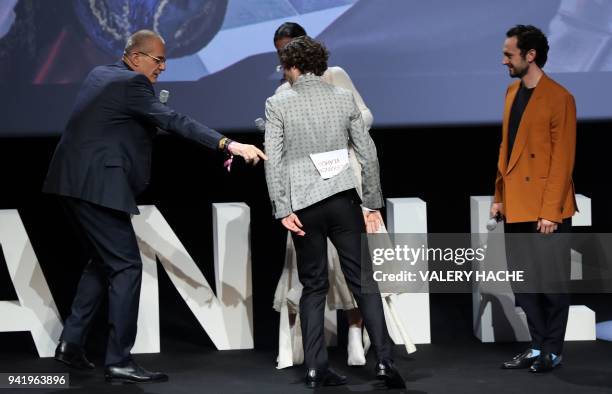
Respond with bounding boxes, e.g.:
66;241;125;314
499;82;518;175
505;75;548;175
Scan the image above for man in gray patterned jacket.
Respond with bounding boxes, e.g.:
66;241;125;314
264;36;405;389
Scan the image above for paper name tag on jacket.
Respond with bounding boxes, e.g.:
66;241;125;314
309;148;349;179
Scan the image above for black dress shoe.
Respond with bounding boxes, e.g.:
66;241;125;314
54;340;95;370
105;360;168;383
501;349;538;369
304;368;347;388
375;360;406;389
529;353;561;373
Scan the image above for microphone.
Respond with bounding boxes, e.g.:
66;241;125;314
254;117;265;132
156;90;171;135
486;212;502;231
159;89;170;104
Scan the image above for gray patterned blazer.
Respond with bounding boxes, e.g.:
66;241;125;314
264;74;383;219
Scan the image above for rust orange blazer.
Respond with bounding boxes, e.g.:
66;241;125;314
494;74;577;224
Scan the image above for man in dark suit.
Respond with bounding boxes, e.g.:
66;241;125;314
43;29;266;383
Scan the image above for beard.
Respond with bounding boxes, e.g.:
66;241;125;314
509;63;528;78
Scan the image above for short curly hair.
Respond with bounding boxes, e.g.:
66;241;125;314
278;36;328;76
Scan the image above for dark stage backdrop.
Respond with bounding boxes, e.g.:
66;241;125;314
0;123;611;356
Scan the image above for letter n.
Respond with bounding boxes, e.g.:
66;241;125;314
131;204;253;352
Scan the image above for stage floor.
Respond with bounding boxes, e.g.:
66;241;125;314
0;338;611;393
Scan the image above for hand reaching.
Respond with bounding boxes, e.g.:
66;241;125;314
228;142;267;165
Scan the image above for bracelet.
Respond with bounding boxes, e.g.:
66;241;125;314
217;137;227;151
218;137;234;153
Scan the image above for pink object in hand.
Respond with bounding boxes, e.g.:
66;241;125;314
223;155;233;172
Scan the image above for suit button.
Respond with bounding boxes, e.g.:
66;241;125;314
525;176;530;181
530;154;535;158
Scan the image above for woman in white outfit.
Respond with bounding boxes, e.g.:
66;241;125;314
271;22;414;369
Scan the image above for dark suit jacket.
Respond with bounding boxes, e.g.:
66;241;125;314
43;61;223;214
494;74;577;223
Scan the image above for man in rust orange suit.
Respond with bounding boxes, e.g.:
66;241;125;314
491;25;577;374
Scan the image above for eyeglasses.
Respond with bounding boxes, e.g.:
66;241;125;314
136;51;166;65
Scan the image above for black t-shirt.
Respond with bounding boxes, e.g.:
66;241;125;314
507;83;535;163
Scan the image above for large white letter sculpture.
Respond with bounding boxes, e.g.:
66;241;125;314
131;204;253;352
0;203;253;357
0;210;63;357
386;198;431;345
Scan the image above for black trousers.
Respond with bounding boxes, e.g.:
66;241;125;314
504;219;572;355
291;190;393;370
59;197;142;366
